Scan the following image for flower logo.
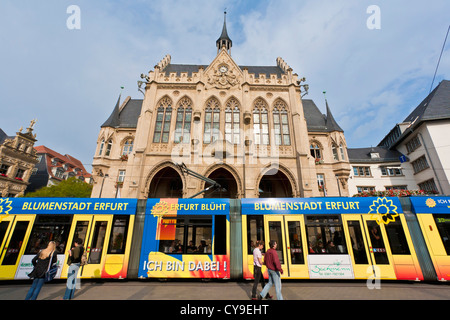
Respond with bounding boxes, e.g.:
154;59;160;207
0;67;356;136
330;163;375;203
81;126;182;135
369;197;398;225
425;198;436;208
151;201;170;218
0;198;13;222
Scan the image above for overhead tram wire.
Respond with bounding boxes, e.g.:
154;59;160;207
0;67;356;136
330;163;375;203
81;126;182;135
429;24;449;94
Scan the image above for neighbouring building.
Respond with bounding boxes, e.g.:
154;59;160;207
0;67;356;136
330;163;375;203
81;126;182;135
91;13;351;199
27;145;92;193
347;146;415;196
348;79;450;196
0;121;39;197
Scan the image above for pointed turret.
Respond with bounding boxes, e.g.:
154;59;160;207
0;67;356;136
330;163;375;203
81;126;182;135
325;99;344;132
216;11;232;54
101;95;121;128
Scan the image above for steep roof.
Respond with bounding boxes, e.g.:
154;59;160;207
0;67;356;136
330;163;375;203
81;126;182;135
0;128;10;144
378;79;450;148
403;80;450;123
303;99;344;132
101;97;143;128
216;11;232;49
347;146;404;163
161;64;285;79
34;145;91;180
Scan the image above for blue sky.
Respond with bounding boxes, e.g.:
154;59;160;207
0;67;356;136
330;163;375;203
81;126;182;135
0;0;449;172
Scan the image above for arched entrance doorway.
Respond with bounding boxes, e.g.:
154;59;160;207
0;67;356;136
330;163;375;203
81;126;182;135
148;167;183;198
258;168;293;198
204;168;238;199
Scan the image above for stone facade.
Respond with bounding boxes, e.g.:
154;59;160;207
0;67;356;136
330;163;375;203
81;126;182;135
0;121;38;197
91;17;351;199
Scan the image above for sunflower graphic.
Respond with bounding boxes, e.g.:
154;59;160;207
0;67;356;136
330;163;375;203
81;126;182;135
369;197;399;225
0;198;13;222
151;201;170;218
425;198;436;208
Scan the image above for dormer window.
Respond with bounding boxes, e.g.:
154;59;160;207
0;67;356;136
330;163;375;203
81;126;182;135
55;168;64;179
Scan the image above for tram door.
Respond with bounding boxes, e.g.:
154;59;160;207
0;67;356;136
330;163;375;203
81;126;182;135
343;215;396;279
0;215;34;279
263;216;288;278
416;214;450;281
62;215;113;279
284;216;308;278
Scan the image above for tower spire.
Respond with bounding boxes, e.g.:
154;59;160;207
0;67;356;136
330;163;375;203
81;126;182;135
216;11;232;54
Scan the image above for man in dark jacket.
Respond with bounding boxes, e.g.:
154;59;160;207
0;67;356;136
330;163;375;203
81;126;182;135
260;240;283;300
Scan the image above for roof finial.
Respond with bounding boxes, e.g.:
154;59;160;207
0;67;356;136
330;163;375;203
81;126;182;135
216;10;232;54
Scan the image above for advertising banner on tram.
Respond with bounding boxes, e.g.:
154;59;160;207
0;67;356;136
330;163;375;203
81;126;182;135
410;196;450;214
0;197;137;217
138;198;230;279
242;197;404;215
242;197;403;225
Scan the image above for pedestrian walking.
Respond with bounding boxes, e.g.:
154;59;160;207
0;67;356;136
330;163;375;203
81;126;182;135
259;240;283;300
25;241;57;300
251;241;273;300
63;238;84;300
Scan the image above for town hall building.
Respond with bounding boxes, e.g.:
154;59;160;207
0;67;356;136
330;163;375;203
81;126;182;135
91;13;351;199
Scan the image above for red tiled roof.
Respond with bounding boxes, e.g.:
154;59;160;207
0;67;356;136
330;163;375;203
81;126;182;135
34;145;91;180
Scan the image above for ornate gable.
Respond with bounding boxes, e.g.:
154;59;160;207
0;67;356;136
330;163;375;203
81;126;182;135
204;48;243;90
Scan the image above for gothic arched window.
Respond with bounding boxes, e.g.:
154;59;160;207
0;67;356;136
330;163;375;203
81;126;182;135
122;139;134;155
98;139;105;156
339;143;346;160
310;143;322;159
225;98;240;144
175;97;193;144
153;97;172;143
204;98;220;144
105;139;113;156
332;143;339;161
253;98;269;145
273;100;290;146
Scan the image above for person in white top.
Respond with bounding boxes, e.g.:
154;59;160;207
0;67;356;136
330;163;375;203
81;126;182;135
251;241;272;300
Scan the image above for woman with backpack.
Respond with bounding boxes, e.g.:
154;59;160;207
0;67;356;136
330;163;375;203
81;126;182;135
25;241;57;300
63;238;85;300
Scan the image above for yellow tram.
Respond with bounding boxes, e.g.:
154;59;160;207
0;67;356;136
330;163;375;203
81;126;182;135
242;197;424;281
410;197;450;281
0;198;137;280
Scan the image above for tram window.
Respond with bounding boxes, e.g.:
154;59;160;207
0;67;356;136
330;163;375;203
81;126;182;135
306;215;347;254
268;221;284;264
158;216;212;254
25;215;72;255
107;215;130;254
1;221;29;266
287;221;304;264
0;221;10;248
247;215;265;254
433;214;450;255
159;218;185;253
214;215;227;255
89;221;108;264
385;220;410;255
187;219;212;254
73;221;89;247
347;221;369;264
366;221;389;264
